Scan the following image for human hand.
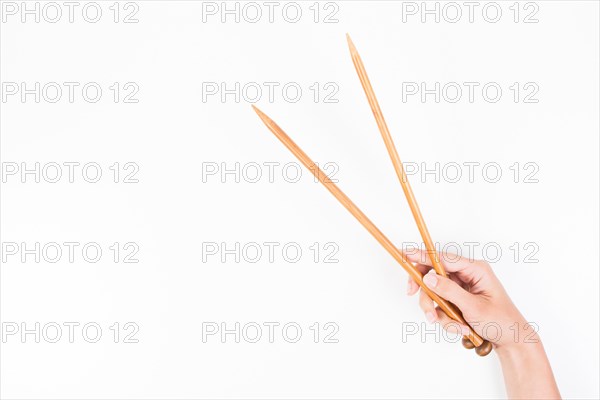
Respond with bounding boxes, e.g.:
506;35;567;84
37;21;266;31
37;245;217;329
405;249;534;350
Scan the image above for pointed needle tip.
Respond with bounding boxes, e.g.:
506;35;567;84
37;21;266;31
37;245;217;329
251;104;272;126
251;104;263;116
346;33;356;52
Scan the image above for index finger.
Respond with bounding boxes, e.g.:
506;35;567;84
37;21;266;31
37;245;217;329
404;248;483;274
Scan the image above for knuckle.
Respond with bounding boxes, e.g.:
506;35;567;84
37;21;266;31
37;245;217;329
436;276;452;291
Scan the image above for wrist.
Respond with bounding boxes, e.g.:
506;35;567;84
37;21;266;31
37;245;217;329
496;336;544;360
494;332;560;399
494;320;544;362
491;311;539;353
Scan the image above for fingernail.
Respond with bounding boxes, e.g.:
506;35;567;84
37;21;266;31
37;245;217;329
461;325;471;336
423;271;438;288
426;311;436;323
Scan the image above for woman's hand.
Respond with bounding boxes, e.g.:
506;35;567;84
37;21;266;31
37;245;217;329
405;248;530;349
405;248;560;399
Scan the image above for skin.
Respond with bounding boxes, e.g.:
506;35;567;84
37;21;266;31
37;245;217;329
405;249;561;400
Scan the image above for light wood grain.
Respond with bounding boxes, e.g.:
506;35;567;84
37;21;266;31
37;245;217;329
346;34;446;278
252;105;485;348
346;35;492;355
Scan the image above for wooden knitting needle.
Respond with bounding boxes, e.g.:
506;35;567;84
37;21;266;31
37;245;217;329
252;105;489;351
346;34;446;278
346;35;492;355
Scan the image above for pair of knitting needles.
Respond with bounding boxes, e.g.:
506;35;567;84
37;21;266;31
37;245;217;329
252;35;492;356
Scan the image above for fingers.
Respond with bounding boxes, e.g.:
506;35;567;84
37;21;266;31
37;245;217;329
422;269;477;312
407;263;430;296
419;287;437;323
405;249;492;286
407;277;419;296
410;269;472;336
416;289;470;336
403;247;438;266
434;307;471;336
405;248;486;274
448;272;469;291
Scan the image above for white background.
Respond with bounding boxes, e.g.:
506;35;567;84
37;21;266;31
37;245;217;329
1;1;599;399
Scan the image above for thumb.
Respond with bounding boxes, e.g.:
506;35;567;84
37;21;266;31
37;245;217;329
422;270;476;313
